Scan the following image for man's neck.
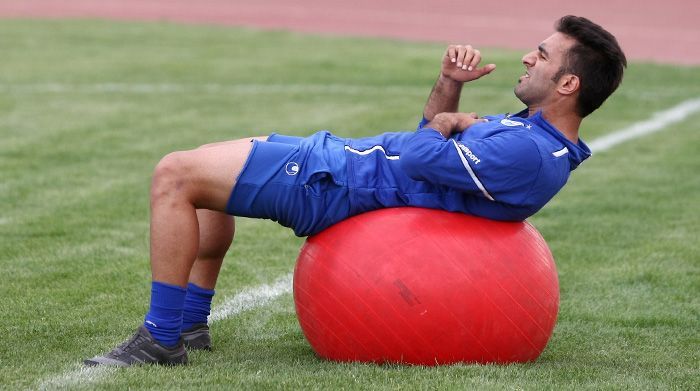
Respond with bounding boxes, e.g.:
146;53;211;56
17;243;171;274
528;105;582;143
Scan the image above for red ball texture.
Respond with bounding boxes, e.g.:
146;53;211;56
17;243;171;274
293;207;559;365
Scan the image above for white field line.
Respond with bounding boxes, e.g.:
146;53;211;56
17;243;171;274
34;97;700;388
209;273;293;322
588;98;700;153
37;366;117;390
36;273;293;389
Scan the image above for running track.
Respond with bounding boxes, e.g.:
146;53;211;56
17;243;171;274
0;0;698;65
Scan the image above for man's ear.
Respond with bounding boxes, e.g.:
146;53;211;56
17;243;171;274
558;74;580;96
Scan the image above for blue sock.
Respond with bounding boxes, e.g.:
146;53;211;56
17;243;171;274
181;283;215;332
144;281;187;348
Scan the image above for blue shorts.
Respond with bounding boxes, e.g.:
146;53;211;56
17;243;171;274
226;131;351;236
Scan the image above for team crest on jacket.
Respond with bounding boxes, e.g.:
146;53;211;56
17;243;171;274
500;118;525;127
285;162;300;176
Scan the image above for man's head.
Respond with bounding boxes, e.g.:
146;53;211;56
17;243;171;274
514;16;627;118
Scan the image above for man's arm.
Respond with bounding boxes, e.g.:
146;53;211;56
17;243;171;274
425;112;486;138
423;45;497;121
400;129;541;204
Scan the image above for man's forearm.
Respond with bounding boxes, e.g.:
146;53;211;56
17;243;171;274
423;74;464;121
423;112;484;138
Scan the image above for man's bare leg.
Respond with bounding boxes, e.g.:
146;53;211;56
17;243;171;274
149;146;246;286
185;137;265;288
149;137;266;286
189;209;233;289
141;140;255;352
184;137;266;289
158;138;269;350
178;209;234;350
84;137;267;366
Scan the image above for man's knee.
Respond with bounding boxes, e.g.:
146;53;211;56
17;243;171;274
152;140;256;210
151;151;194;201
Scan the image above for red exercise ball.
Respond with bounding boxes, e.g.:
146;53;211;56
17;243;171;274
293;207;559;365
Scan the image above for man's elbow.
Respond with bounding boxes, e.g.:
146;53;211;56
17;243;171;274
400;129;447;180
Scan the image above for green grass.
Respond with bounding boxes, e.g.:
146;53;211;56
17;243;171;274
0;19;698;389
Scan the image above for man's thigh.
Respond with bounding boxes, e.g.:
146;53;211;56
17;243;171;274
197;133;302;150
168;140;259;212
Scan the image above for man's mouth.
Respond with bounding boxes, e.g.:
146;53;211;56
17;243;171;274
518;71;530;83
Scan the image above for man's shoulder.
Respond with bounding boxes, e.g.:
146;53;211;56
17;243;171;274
460;117;533;141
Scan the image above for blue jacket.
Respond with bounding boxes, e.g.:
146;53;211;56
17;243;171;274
344;109;591;221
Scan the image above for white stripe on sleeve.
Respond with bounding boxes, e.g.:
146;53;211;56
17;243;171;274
451;140;495;201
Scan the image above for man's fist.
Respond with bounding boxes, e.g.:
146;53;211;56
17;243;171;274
441;44;496;83
427;112;488;138
453;112;487;132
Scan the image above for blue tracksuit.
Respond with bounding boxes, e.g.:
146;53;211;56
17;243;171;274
227;109;591;236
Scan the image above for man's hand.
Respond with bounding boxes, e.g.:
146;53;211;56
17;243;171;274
426;112;487;138
422;45;495;121
441;45;496;83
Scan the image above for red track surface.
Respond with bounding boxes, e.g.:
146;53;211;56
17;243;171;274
0;0;697;65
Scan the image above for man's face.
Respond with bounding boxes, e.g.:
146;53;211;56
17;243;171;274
514;32;576;107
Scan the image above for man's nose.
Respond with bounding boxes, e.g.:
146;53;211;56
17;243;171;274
522;51;536;66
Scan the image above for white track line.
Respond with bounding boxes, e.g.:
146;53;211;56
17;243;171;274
34;97;700;388
36;273;293;389
209;273;293;322
589;98;700;153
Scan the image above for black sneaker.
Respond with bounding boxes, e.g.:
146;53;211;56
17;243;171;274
84;325;188;367
181;324;212;351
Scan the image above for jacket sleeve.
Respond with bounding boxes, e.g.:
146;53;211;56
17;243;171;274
416;116;430;130
400;127;542;204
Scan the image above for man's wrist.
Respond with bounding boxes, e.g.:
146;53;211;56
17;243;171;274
438;72;465;87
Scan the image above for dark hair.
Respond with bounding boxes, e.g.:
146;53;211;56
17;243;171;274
554;15;627;117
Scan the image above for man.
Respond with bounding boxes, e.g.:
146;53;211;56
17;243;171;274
85;15;626;366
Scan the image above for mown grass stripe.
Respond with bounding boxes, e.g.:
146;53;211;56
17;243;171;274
0;83;691;101
0;82;427;95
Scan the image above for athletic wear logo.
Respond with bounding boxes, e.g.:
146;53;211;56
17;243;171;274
451;140;494;201
552;147;569;157
285;162;300;176
457;143;481;165
501;118;525;127
145;320;158;328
